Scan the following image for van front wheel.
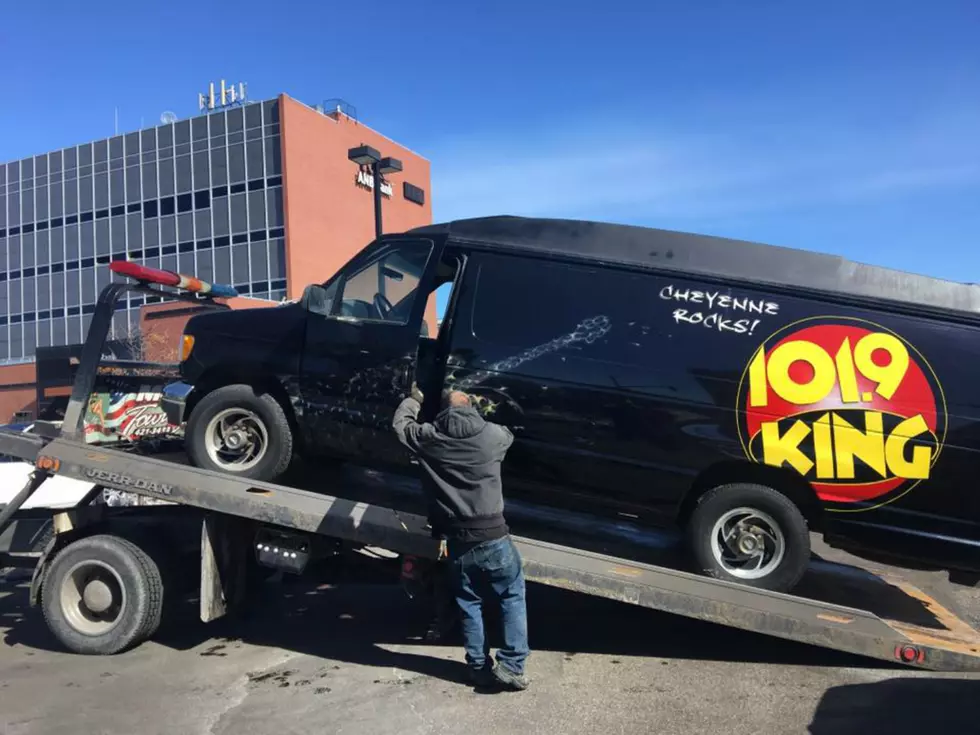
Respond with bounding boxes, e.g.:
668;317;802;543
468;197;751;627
688;483;810;593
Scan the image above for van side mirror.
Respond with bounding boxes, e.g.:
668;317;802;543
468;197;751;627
302;284;332;316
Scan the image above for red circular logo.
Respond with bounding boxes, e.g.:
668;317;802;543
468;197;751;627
737;318;946;509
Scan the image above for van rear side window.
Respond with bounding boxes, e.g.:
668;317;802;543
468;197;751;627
468;254;656;369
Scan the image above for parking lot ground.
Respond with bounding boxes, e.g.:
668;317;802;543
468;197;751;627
1;538;978;735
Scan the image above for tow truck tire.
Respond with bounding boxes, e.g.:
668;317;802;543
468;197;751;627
41;534;165;655
688;483;810;593
186;384;294;482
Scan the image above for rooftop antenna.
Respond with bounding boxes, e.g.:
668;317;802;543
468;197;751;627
160;111;177;124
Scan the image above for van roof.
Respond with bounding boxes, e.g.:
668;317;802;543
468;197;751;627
410;215;980;316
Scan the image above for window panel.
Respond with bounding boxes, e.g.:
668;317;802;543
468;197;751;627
143;219;159;248
195;250;213;281
95;219;110;255
193;151;210;188
126;166;140;201
230;193;247;233
22;233;35;267
36;186;49;220
178;252;194;274
50;227;64;264
8;192;19;226
232;244;249;284
52;272;65;309
52;316;67;346
111;216;126;253
249;240;268;280
34;155;48;177
246;140;264;178
10;323;23;359
178;212;194;242
9;236;21;270
210;147;227;185
50;183;63;217
65;179;78;215
227;107;244;132
175;120;191;145
195;209;211;238
269;238;286;280
215;246;231;284
36;230;49;265
264;136;282;176
247;190;266;229
266;187;283;228
209;111;226;137
80;222;94;257
142;128;158;151
161;215;176;244
228;144;245;183
10;279;21;314
24;277;36;312
0;325;7;360
162;253;177;273
65;225;80;259
94;173;109;209
79;176;93;211
127;213;142;249
20;158;33;181
110;169;124;205
109;136;124;160
21;190;33;222
142;162;158;198
212;196;229;237
38;274;51;310
159;158;175;196
176;155;192;193
94;140;108;164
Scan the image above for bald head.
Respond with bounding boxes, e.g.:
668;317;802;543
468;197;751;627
443;390;472;409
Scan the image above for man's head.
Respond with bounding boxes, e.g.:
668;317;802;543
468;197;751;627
441;390;473;409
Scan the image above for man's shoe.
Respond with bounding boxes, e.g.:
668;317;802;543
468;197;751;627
492;665;529;691
467;666;497;688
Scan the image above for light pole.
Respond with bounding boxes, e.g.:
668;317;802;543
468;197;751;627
348;145;403;239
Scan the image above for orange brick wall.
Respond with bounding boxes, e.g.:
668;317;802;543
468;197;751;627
279;95;434;301
0;363;39;424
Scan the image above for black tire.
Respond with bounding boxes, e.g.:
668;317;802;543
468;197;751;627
687;483;810;593
41;534;165;655
186;384;294;482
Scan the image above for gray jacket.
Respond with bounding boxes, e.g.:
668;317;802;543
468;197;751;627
392;397;514;534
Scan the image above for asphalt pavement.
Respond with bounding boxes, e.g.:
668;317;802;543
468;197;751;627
1;539;978;735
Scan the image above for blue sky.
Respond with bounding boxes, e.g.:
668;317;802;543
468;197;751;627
2;1;978;283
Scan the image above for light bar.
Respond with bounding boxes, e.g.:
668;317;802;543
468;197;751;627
110;261;238;298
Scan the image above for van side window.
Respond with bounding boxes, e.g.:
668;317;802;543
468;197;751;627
334;241;432;324
467;254;652;368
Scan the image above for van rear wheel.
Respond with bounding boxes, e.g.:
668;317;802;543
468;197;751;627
688;483;810;593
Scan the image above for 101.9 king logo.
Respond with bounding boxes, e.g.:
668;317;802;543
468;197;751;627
736;317;947;509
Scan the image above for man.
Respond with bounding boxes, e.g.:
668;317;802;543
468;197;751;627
393;386;530;691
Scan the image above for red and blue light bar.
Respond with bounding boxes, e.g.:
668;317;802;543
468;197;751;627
109;260;239;299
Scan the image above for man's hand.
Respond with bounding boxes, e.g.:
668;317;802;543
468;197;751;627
411;382;424;404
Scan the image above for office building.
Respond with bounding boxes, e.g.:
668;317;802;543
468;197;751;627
0;92;432;421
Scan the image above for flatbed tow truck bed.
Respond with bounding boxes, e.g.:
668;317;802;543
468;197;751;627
2;265;980;670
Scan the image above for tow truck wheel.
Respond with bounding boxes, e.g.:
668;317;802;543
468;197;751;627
688;483;810;593
187;384;294;481
41;534;165;655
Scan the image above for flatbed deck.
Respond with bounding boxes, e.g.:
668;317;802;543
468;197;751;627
2;430;978;671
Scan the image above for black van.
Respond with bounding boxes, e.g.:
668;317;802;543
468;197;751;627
162;216;980;593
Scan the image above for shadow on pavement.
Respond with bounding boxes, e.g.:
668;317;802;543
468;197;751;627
809;677;979;733
1;550;900;681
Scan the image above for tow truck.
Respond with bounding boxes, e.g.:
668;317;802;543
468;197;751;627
1;262;979;670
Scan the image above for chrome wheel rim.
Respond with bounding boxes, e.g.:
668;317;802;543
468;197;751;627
709;507;785;580
204;408;269;471
60;560;127;636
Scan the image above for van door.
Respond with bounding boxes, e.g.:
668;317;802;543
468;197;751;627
297;237;440;466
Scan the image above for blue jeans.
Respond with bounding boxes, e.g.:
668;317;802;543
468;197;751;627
449;535;529;675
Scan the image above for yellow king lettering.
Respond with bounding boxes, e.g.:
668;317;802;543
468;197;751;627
761;420;814;475
884;414;933;479
832;412;887;480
